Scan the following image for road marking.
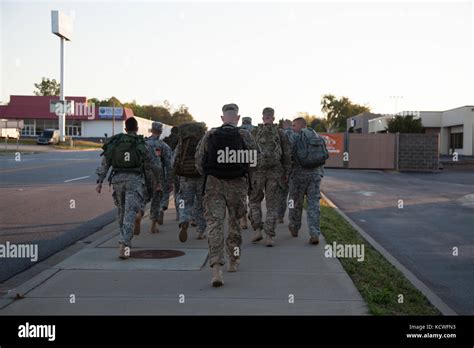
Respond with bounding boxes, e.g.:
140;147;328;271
0;160;96;173
64;176;90;183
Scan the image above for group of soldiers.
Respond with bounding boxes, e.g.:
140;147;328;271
96;103;327;287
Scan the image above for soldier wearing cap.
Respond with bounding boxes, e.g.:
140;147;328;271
195;103;258;287
248;107;291;246
240;117;255;132
139;121;172;234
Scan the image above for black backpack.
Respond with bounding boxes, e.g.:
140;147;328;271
203;126;248;179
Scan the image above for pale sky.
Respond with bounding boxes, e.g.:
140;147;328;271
1;0;473;128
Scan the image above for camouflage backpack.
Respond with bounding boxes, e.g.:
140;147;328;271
102;133;146;172
252;124;283;169
293;129;329;168
175;122;206;177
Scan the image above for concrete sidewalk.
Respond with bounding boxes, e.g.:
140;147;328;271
0;204;368;315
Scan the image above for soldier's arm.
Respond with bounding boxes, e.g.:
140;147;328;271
161;142;172;183
144;143;161;181
172;142;181;173
95;156;111;184
279;129;292;177
194;131;211;176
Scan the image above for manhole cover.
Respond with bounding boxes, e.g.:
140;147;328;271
130;249;185;259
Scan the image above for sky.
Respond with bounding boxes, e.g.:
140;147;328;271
1;0;473;128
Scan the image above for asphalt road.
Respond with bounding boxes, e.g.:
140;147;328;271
321;168;474;314
0;149;116;282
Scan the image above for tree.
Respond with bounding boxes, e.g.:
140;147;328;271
34;77;60;96
386;116;424;133
321;94;370;132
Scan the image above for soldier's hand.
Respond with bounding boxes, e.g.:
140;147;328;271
96;183;102;194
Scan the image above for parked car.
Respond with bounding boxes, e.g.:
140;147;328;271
37;129;60;145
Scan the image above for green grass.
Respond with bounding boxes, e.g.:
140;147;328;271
3;138;37;145
319;199;440;315
53;140;102;150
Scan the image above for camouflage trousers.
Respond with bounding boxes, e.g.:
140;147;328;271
204;175;247;267
277;181;289;220
177;176;206;234
288;171;322;237
248;170;283;237
161;177;172;210
112;174;144;247
142;171;163;221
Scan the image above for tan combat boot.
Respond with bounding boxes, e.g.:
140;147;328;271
240;216;248;230
150;220;159;234
211;264;224;287
264;234;275;247
227;259;240;272
179;222;189;242
118;244;130;260
197;231;206;240
251;228;263;243
289;226;298;237
277;217;284;224
309;235;320;245
133;211;142;235
157;210;164;225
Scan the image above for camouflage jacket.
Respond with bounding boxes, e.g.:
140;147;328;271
146;135;172;184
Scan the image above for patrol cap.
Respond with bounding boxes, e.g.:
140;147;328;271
242;117;252;124
151;122;163;132
222;103;239;113
262;107;275;116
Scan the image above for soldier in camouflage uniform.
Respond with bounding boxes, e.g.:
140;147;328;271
163;126;180;221
277;119;294;223
172;122;207;242
96;117;161;259
238;117;254;230
288;117;325;245
195;103;258;287
141;122;172;233
248;107;291;247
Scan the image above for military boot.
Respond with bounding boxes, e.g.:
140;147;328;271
264;234;275;247
240;216;248;230
227;259;240;272
150;220;159;234
211;264;224;287
179;222;189;242
251;228;263;243
118;243;129;260
157;210;164;225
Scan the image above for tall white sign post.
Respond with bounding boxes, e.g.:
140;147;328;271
51;11;73;142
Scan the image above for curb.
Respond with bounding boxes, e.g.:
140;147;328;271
320;191;457;316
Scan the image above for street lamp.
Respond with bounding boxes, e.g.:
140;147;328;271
51;11;73;143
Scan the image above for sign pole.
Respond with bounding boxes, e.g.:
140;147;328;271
59;37;66;142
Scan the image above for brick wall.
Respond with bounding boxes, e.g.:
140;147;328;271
398;133;439;171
